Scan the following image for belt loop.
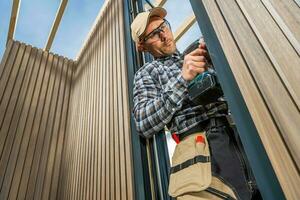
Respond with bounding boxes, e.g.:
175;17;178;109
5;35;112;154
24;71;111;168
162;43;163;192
210;118;216;128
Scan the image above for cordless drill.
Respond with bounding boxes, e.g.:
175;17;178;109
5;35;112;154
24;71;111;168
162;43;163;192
181;39;223;105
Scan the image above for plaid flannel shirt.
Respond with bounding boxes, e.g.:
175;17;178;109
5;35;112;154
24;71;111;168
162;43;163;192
133;51;228;138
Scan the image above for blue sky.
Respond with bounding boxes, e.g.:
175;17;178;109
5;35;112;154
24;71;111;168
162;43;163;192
0;0;104;60
162;0;202;52
0;0;201;61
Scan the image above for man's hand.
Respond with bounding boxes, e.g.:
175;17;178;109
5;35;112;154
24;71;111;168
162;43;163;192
182;45;208;81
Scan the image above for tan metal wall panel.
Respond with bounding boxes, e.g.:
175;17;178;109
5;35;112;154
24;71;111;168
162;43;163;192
0;40;14;78
1;1;134;199
58;0;134;199
0;40;73;200
202;0;300;199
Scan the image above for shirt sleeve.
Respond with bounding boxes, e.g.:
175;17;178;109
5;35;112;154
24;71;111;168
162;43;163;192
133;69;189;138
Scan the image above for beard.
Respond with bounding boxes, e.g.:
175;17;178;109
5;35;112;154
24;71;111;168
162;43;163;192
161;40;176;55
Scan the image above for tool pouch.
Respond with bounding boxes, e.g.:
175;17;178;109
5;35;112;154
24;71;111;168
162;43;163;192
168;132;237;200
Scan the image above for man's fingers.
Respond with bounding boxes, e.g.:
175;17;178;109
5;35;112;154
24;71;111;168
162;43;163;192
188;61;208;74
190;65;207;74
190;55;206;62
189;48;207;56
187;60;207;68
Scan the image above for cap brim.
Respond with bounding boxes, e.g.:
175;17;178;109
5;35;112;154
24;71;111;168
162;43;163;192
149;7;167;19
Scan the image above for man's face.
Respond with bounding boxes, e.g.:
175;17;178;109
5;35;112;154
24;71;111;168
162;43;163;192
139;17;176;58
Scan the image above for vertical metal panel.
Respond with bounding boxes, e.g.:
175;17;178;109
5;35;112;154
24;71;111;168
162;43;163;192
191;0;300;199
0;40;14;78
1;0;135;199
266;0;300;47
0;41;73;200
123;0;154;199
58;0;134;199
25;52;54;200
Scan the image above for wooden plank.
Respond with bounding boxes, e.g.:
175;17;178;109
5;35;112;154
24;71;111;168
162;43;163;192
41;57;68;200
118;0;129;199
24;52;54;200
5;47;38;200
49;59;71;200
65;62;75;200
4;49;42;200
86;34;92;200
93;26;98;200
71;61;83;200
91;38;97;200
261;0;300;55
50;59;72;200
174;15;196;42
0;43;30;196
73;61;81;200
66;62;76;200
109;3;115;200
154;0;167;7
86;48;92;199
44;0;68;51
63;62;74;200
56;61;73;200
0;40;14;78
119;0;134;198
0;43;26;156
27;54;57;199
236;0;300;170
0;44;30;196
75;58;86;200
267;0;300;48
0;42;20;109
6;0;21;43
78;55;86;200
29;55;62;200
101;9;108;200
24;53;54;199
81;44;88;200
16;50;48;200
105;5;110;198
93;23;100;200
98;18;105;200
89;44;95;200
207;0;300;199
114;1;121;200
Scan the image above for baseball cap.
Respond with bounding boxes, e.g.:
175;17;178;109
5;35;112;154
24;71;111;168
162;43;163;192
131;7;167;42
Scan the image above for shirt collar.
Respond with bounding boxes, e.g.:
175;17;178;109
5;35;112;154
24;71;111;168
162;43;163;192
155;49;182;62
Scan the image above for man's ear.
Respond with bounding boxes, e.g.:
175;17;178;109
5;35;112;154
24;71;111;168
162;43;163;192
137;41;147;52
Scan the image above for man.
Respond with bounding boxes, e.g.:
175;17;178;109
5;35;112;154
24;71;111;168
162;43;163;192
131;7;260;200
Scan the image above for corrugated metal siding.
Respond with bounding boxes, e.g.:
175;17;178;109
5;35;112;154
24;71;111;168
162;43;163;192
0;40;73;199
200;0;300;199
58;0;134;199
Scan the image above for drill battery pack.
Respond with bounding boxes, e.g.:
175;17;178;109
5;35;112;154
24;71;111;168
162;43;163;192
187;72;223;105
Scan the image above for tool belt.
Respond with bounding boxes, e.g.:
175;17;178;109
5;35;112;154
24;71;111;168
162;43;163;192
168;131;237;199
